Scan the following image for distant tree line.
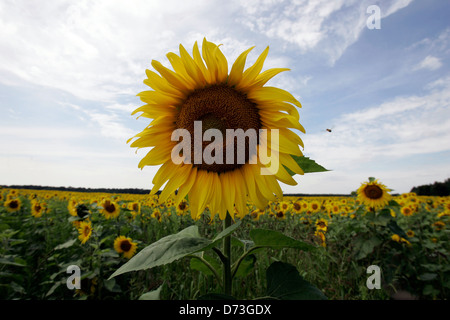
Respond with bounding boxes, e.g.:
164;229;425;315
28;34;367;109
1;185;355;197
410;178;450;196
1;185;152;195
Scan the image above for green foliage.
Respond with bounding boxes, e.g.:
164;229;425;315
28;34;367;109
1;188;448;300
285;156;329;175
266;261;327;300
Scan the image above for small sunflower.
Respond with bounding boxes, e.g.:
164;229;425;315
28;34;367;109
101;199;120;219
129;38;305;221
400;206;413;217
151;209;162;222
308;200;321;214
114;236;138;259
331;203;340;215
315;218;328;232
314;230;326;248
31;201;45;218
357;178;391;210
250;208;265;221
176;200;189;216
128;201;141;214
68;198;78;217
279;201;291;213
77;220;93;245
275;210;286;220
5;198;21;212
432;221;445;231
292;201;302;214
406;230;415;238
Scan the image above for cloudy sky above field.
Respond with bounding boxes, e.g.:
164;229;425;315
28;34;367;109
1;0;449;194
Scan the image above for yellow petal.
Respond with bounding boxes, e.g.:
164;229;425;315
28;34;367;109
212;44;228;83
144;69;185;98
166;52;197;88
279;152;304;176
138;143;175;168
151;60;192;92
257;101;300;121
202;38;219;84
158;163;193;203
179;44;206;86
263;173;283;199
250;163;276;202
274;164;297;186
232;169;248;218
242;164;267;209
137;90;181;106
192;41;211;84
220;172;235;217
175;166;197;205
247;86;302;109
238;46;270;90
260;110;305;132
252;68;290;88
227;46;254;86
150;161;176;196
207;172;222;221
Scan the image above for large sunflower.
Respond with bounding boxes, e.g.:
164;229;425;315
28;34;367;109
129;39;305;221
357;178;391;210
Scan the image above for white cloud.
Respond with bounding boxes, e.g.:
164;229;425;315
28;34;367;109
0;0;237;102
414;55;443;71
234;0;413;64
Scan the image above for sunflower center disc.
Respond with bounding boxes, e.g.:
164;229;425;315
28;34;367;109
176;84;261;173
120;240;132;252
364;185;383;199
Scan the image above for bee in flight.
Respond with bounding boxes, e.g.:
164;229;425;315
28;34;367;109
326;128;332;132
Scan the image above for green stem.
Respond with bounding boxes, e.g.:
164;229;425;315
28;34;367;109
223;212;233;296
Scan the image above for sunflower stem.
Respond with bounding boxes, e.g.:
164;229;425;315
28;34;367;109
223;212;233;296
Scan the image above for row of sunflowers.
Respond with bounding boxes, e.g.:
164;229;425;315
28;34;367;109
1;179;449;299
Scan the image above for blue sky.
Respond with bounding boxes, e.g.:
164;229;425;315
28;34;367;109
1;0;449;194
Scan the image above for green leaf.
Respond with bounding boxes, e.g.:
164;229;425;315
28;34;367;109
388;200;400;207
231;237;254;251
266;261;327;300
373;209;392;226
211;220;242;244
354;236;382;260
234;254;256;278
109;222;241;280
387;220;408;239
190;254;222;276
0;257;26;267
103;278;122;293
418;273;438;281
139;285;163;300
54;239;77;250
284;155;329;176
250;229;315;251
109;225;211;279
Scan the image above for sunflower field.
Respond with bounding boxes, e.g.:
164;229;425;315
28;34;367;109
1;184;449;300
